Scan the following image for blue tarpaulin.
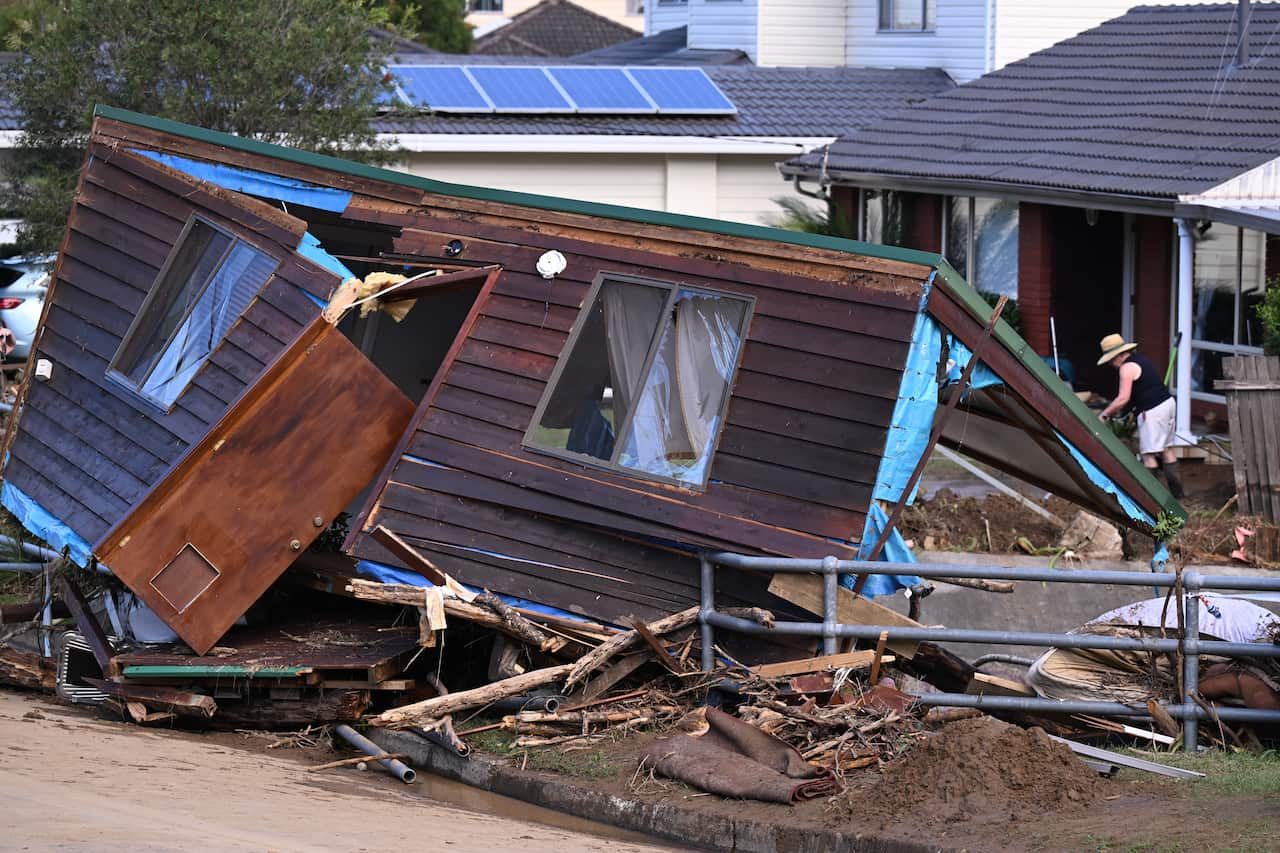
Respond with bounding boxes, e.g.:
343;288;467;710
1055;430;1156;527
132;150;353;213
1;480;100;570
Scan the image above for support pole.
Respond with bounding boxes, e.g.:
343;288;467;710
1182;571;1201;752
1174;218;1195;445
699;556;715;673
821;556;839;656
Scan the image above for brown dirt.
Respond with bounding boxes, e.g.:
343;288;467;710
831;717;1100;831
904;461;1280;565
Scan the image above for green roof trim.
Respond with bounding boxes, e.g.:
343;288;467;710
931;261;1186;524
93;105;942;270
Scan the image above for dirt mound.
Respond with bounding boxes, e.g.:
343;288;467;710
832;717;1100;830
899;490;1069;553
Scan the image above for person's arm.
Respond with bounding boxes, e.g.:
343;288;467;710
1099;361;1140;419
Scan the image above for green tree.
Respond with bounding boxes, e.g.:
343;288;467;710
2;0;396;252
379;0;472;53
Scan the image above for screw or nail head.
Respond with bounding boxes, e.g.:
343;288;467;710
313;517;324;527
290;539;302;551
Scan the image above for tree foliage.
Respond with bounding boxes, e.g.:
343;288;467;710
378;0;472;53
2;0;395;252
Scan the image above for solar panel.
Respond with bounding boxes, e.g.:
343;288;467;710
547;67;655;113
394;66;492;112
467;67;573;113
626;68;736;115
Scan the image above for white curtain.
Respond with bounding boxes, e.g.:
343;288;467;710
603;282;666;430
140;244;275;407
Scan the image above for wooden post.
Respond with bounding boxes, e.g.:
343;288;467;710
851;296;1007;596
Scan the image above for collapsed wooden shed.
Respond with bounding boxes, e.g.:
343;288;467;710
0;107;1183;654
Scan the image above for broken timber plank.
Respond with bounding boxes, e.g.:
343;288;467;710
372;663;576;728
0;646;56;691
767;573;920;658
965;672;1035;698
83;677;217;718
369;525;447;585
630;617;685;674
57;572;114;673
579;652;653;701
751;650;887;679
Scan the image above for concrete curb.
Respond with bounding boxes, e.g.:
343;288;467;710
367;728;954;853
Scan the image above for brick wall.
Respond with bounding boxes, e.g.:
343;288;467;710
1017;202;1053;354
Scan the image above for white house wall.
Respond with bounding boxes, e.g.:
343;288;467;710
398;151;813;225
846;0;987;82
757;0;847;66
687;0;759;61
469;0;642;31
647;1;690;35
993;0;1141;69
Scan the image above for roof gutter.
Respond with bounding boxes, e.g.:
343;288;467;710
379;133;836;155
779;161;1179;217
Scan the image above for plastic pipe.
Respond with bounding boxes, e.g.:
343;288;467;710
334;724;416;784
0;534;61;562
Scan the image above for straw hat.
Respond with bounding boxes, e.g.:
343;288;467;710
1097;333;1138;366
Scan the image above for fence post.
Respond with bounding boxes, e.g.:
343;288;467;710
1182;571;1201;752
700;555;716;672
822;556;839;656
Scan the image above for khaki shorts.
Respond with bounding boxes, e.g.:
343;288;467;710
1137;397;1176;455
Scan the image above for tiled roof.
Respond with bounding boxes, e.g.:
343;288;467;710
572;25;751;66
375;65;952;138
784;3;1280;201
472;0;640;58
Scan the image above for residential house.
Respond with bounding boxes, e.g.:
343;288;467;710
374;60;953;225
472;0;642;56
0;106;1175;655
646;0;1143;78
467;0;642;36
783;2;1280;434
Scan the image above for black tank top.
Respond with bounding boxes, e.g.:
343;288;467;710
1125;352;1171;414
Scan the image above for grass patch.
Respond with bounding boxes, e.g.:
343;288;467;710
1122;748;1280;798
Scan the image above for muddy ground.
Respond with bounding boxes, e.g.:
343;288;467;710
467;711;1280;853
0;689;681;853
904;458;1273;566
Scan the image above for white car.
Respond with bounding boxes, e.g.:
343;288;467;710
0;256;53;362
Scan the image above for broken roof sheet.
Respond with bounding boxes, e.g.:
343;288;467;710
783;3;1280;203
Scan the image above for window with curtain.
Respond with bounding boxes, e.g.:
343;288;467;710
1190;224;1273;399
110;217;278;410
943;196;1019;297
526;275;752;489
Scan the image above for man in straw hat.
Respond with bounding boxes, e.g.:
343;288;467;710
1096;333;1183;499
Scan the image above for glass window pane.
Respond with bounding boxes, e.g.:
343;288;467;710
862;189;884;244
139;243;276;407
1192;222;1237;346
1191;346;1227;395
971;198;1019;297
1239;230;1270;348
116;221;232;384
925;0;935;29
945;196;970;277
616;291;748;486
892;0;923;29
532;280;667;461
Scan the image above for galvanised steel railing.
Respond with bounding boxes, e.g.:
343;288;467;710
699;553;1280;752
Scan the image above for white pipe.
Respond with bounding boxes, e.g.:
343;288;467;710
1175;218;1195;444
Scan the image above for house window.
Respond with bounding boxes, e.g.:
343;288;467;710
878;0;935;31
945;196;1019;298
468;0;502;11
110;217;277;410
1190;224;1276;399
526;274;752;489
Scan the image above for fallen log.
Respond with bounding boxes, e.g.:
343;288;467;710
474;593;565;653
565;605;773;689
347;580;564;653
83;678;216;719
0;646;55;691
933;576;1016;594
371;663;575;728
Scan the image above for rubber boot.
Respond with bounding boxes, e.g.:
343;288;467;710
1162;459;1186;500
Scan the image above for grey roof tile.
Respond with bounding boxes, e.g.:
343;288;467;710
784;3;1280;199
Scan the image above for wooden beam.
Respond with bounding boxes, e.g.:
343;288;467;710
751;649;888;679
766;573;919;658
367;525;447;585
57;571;114;673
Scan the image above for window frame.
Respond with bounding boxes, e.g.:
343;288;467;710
877;0;935;32
522;271;754;491
107;215;279;413
467;0;503;11
1188;225;1272;403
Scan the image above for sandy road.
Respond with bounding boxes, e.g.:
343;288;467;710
0;690;683;853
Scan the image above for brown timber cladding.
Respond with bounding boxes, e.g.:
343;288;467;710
4;144;335;547
345;202;927;622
